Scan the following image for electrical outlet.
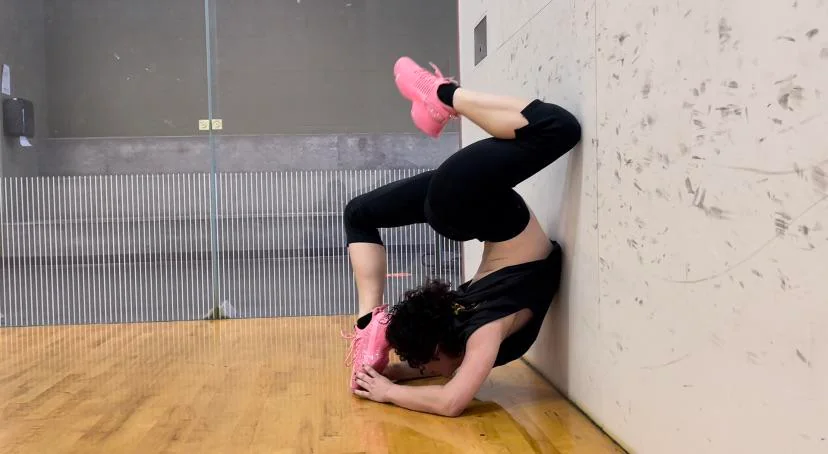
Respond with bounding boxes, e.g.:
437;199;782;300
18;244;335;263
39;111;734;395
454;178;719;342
198;119;210;131
211;119;223;130
474;16;487;66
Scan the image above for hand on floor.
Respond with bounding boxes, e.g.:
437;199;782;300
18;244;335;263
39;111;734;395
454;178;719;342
353;365;393;403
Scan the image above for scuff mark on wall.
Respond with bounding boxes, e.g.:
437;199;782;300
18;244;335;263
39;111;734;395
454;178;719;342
778;84;805;110
720;158;828;176
715;104;744;118
663;195;828;283
775;212;792;235
642;353;692;370
718;18;732;44
796;349;811;366
812;166;826;192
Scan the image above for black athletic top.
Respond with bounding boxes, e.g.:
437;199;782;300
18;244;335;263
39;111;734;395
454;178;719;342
451;241;563;367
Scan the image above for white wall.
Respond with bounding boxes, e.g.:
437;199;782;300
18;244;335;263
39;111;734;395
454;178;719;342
458;1;828;453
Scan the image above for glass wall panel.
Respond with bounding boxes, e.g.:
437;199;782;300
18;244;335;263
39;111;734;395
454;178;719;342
0;0;216;325
208;1;462;318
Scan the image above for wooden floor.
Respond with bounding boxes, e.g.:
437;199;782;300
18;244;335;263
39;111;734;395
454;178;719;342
0;317;624;453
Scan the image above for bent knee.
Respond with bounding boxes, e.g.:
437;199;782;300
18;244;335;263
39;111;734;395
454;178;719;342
552;106;582;150
343;196;368;227
563;115;582;149
343;196;383;245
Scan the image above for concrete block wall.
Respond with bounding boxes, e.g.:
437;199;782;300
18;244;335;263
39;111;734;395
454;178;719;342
458;0;827;453
36;133;459;175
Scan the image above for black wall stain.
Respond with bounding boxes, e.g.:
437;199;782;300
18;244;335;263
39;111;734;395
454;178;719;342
794;163;807;178
716;104;744;117
718;18;732;44
775;211;792;235
774;74;798;85
805;28;819;39
796;349;811;366
706;206;727;219
685;177;695;194
642;82;651;98
777;85;804;110
778;94;791;109
695;189;707;208
812;166;826;192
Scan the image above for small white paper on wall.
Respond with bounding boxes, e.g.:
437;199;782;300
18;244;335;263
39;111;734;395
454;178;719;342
1;64;10;95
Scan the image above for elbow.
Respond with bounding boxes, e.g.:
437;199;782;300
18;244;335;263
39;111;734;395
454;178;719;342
440;398;467;418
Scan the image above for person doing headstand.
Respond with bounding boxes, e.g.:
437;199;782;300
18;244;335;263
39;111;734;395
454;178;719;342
341;56;581;417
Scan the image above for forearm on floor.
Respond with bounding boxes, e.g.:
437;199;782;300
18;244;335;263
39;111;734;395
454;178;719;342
386;383;460;417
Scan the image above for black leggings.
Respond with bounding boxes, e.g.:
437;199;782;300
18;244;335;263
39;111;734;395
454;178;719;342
343;100;581;244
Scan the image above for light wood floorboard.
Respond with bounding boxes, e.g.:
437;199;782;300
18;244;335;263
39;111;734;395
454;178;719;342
0;317;624;453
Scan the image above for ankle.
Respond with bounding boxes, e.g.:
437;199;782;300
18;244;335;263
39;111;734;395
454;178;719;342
356;311;373;329
437;83;459;108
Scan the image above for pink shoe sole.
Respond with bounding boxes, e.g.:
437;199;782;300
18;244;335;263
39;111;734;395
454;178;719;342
411;102;444;138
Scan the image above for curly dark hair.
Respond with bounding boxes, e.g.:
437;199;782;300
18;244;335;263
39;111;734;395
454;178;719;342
385;278;465;368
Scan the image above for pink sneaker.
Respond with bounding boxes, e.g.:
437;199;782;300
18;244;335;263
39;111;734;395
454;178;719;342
394;57;457;138
342;306;392;390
